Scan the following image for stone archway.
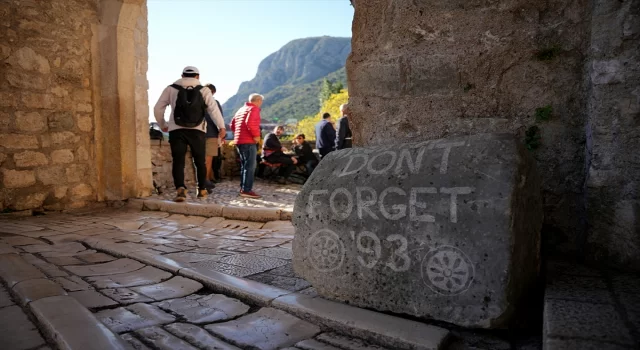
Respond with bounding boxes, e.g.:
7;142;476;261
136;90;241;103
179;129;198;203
93;0;152;201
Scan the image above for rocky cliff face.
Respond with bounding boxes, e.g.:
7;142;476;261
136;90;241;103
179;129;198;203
347;0;640;271
222;36;351;121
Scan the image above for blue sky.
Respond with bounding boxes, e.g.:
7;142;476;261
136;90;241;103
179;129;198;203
148;0;354;121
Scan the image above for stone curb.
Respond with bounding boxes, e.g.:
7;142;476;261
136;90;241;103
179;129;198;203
83;241;451;350
30;295;130;350
129;198;292;222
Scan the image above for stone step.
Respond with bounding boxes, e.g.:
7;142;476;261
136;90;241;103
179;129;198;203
136;198;292;222
30;295;131;350
543;260;640;349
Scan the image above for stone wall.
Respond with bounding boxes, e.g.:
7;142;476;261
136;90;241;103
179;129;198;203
348;0;640;270
0;0;99;211
584;1;640;270
0;0;152;212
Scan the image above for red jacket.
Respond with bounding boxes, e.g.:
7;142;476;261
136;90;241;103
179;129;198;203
230;102;262;145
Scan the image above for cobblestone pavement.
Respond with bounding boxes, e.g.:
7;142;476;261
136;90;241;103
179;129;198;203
0;209;397;350
150;179;301;211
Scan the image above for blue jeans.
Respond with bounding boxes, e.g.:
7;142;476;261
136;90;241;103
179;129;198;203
236;143;257;192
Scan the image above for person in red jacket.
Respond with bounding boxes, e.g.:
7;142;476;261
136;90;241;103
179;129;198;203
230;93;263;198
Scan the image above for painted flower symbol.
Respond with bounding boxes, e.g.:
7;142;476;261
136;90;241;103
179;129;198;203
308;229;345;272
422;246;474;295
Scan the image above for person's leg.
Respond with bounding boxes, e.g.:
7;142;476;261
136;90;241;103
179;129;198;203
305;159;317;176
266;154;295;179
205;156;213;180
236;145;246;191
185;130;207;191
169;130;188;189
213;146;222;181
244;144;257;192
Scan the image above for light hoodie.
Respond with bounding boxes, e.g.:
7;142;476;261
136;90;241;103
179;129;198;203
153;77;225;133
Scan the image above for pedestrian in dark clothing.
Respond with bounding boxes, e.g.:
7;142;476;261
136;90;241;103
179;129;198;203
335;103;352;150
293;133;317;176
153;66;226;202
315;112;336;158
262;126;297;183
203;84;225;188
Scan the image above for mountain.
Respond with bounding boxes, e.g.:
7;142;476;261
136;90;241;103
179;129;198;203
222;36;351;122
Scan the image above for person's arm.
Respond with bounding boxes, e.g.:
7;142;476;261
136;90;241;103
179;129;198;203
202;89;226;134
153;86;172;131
246;108;261;143
263;133;281;150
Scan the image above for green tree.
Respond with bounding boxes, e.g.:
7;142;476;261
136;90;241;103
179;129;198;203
298;89;349;140
319;78;334;105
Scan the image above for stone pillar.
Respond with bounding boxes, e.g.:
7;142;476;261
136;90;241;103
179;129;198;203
585;0;640;271
347;0;590;257
93;0;152;201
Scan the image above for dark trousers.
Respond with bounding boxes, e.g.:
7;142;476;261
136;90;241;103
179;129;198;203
212;147;222;180
264;152;295;179
302;159;317;176
237;143;257;192
319;148;333;159
169;129;206;190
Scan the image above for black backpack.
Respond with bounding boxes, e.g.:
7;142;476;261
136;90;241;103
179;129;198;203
170;84;206;127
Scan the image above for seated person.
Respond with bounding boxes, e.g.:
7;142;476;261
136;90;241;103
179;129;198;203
262;126;298;183
292;133;318;177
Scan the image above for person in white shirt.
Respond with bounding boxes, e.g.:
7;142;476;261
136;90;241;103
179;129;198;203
154;66;226;202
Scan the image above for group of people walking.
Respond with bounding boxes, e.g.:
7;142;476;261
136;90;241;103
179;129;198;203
153;66;352;202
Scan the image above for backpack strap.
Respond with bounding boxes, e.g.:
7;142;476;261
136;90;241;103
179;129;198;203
169;84;184;91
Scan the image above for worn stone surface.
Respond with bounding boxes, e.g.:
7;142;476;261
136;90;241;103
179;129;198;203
0;305;46;349
165;323;241;350
348;0;591;260
0;253;46;287
69;290;118;309
156;294;250;324
99;288;153;305
316;332;389;350
295;339;342;350
95;303;176;333
134;326;198;350
584;0;640;272
121;333;153;350
130;276;203;301
65;258;145;276
0;283;15;308
86;266;172;289
53;275;93;292
12;278;67;305
206;308;320;350
293;135;542;328
30;296;131;350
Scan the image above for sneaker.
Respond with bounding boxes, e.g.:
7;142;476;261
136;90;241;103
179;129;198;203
174;187;187;202
197;189;208;198
240;190;261;199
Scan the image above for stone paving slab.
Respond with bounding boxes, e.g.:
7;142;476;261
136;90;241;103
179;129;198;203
0;305;46;349
0;283;15;308
12;278;67;306
121;333;153;350
69;290;119;309
30;295;131;350
165;323;241;350
86;265;172;289
155;294;250;324
295;339;342;350
96;303;176;333
65;258;145;277
272;293;450;350
205;307;321;350
100;288;154;305
315;332;390;350
23;253;69;277
544;260;640;350
0;253;46;287
135;326;199;350
130;276;203;301
53;275;93;292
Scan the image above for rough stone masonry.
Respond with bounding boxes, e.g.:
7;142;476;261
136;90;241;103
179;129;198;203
292;134;543;328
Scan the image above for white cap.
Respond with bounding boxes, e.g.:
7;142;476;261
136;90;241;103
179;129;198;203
182;66;199;74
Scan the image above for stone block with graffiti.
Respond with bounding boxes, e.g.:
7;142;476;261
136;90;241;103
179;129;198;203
292;133;543;328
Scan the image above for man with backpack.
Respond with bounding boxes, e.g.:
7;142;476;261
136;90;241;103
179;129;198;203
153;66;226;202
